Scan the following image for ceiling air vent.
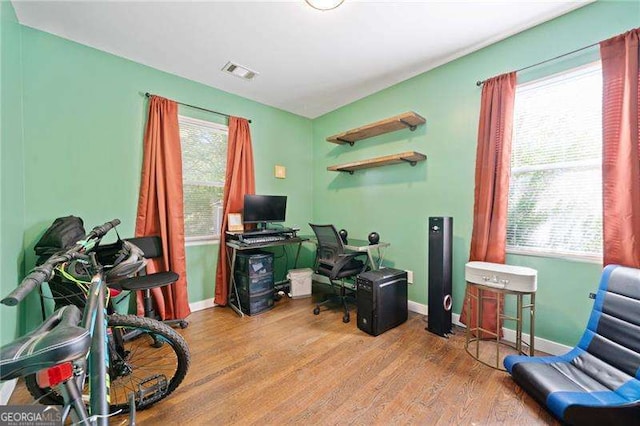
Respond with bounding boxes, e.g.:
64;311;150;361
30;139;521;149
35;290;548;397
222;61;258;81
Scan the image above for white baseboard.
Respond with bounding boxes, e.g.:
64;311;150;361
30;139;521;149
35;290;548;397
189;299;216;312
408;301;571;356
407;300;427;315
452;312;464;327
501;327;571;356
0;379;17;405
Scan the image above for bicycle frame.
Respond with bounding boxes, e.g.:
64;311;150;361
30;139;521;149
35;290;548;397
81;265;110;425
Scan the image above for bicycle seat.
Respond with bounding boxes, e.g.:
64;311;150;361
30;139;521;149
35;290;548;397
114;271;178;291
0;305;91;381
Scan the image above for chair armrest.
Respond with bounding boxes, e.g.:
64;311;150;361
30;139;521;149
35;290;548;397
338;252;367;258
329;252;367;279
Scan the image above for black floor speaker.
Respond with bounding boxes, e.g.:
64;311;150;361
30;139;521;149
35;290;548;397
427;216;453;337
357;268;408;336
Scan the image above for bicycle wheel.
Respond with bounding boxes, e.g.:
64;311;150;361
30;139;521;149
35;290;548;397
26;314;190;413
107;314;190;411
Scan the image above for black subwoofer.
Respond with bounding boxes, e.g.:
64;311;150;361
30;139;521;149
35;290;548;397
427;216;453;337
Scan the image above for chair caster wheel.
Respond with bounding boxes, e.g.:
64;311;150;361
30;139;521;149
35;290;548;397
343;314;350;323
178;321;189;329
313;307;320;315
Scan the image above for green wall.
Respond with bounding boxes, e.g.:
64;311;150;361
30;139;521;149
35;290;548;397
311;0;638;347
10;19;313;332
0;0;25;346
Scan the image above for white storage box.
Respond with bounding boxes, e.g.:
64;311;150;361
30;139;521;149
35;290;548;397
287;268;313;299
465;261;537;293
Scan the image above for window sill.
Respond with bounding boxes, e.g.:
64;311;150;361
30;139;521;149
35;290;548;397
506;247;603;265
185;238;220;247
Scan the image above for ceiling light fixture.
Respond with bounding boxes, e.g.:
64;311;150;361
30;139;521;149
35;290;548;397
305;0;345;11
221;61;258;81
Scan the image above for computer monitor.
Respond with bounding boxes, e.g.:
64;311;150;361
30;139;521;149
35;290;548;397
243;195;287;228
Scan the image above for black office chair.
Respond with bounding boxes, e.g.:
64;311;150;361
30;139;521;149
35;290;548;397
116;236;189;329
309;224;368;323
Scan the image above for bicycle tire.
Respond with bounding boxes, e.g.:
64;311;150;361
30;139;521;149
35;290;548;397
25;314;190;413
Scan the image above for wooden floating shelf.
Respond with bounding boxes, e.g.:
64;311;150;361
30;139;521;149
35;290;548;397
326;111;426;145
327;151;427;174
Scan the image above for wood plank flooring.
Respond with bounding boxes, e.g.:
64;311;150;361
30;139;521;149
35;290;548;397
9;293;558;425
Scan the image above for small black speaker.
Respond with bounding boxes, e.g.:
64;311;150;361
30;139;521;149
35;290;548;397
427;217;453;337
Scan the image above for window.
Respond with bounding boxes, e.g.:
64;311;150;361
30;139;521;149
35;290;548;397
507;62;603;261
179;116;228;243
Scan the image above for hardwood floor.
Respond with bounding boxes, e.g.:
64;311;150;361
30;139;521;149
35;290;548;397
9;294;558;425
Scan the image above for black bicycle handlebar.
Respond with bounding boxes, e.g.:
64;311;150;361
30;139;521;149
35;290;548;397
86;219;121;240
2;268;51;306
1;219;120;306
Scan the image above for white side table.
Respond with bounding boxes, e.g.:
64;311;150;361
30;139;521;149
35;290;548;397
464;262;537;370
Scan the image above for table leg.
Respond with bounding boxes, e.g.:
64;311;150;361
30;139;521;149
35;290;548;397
366;248;376;271
516;294;523;354
465;284;471;351
376;246;387;269
293;241;302;268
476;287;482;358
496;292;501;368
226;246;244;318
530;293;536;356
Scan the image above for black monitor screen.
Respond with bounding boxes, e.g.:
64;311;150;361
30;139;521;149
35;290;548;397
243;195;287;224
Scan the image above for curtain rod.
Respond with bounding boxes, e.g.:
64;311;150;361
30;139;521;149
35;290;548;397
144;92;252;123
475;41;600;86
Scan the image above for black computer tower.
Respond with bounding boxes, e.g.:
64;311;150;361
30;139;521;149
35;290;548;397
357;268;408;336
427;217;453;337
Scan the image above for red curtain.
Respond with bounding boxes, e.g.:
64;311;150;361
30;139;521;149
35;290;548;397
135;96;191;320
214;117;255;305
460;72;517;337
600;28;640;269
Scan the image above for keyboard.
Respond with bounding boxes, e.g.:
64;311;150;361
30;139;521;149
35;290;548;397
241;227;295;237
242;235;287;245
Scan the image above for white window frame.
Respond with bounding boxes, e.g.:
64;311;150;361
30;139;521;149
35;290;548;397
179;115;228;246
505;62;603;264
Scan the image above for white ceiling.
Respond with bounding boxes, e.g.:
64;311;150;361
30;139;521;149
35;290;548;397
12;0;591;118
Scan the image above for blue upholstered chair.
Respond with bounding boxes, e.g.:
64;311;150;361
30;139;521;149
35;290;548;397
504;265;640;425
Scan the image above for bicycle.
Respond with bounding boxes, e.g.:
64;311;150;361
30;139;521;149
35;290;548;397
0;219;190;424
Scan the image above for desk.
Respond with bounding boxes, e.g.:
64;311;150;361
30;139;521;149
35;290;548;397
343;239;390;270
225;237;308;317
